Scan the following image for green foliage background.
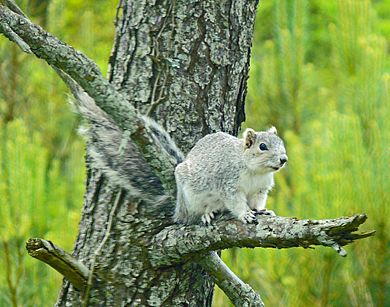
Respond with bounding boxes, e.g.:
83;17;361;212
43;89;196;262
0;0;116;305
0;0;388;306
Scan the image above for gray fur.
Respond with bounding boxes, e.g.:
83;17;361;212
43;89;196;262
73;91;183;204
174;128;287;224
71;92;287;224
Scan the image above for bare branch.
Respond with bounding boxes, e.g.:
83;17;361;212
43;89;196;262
199;252;264;307
0;5;178;191
150;214;374;305
52;67;84;99
0;4;135;129
26;238;90;291
149;214;375;267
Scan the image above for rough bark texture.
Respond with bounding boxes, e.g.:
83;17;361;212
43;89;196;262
108;0;255;153
56;1;259;305
150;214;374;267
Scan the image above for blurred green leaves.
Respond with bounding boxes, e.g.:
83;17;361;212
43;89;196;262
0;0;116;305
227;0;389;306
0;119;85;305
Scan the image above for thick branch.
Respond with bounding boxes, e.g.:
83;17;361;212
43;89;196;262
26;238;90;291
150;214;375;267
0;5;177;191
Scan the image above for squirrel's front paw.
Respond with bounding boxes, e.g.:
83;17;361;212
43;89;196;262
201;211;216;225
253;208;276;216
239;210;257;224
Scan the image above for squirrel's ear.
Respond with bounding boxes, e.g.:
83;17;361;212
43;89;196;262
243;128;256;149
267;126;277;135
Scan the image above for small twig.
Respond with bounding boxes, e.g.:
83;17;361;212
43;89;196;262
147;3;172;117
52;67;82;99
1;0;30;52
26;238;90;291
147;95;166;116
147;72;168;116
83;190;123;306
150;71;160;101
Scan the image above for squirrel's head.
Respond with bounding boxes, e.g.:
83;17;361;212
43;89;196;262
243;127;288;173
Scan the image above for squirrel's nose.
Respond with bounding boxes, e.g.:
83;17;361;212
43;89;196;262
280;155;288;165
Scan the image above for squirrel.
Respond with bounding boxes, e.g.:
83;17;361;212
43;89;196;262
174;127;287;225
72;91;287;225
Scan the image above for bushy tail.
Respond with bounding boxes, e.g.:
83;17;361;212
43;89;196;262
71;91;183;204
173;176;189;224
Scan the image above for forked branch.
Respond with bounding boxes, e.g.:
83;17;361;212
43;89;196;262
26;213;374;305
150;214;373;306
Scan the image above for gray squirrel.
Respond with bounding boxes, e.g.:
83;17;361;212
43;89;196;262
74;92;287;224
174;128;287;225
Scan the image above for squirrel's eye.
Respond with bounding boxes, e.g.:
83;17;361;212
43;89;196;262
259;143;268;151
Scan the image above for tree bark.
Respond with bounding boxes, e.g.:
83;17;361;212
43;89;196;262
107;0;254;152
56;1;259;305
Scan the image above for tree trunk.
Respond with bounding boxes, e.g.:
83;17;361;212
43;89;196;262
56;0;258;305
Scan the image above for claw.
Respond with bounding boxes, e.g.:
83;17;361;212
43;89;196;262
201;214;210;225
241;210;257;224
201;211;216;225
254;209;276;216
